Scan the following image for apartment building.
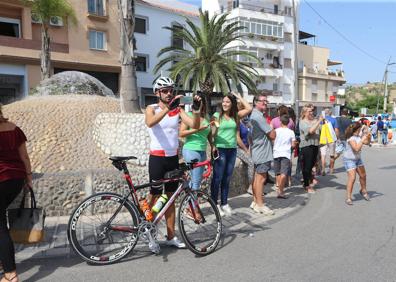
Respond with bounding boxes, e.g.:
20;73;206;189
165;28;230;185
0;0;198;105
298;31;346;111
202;0;299;107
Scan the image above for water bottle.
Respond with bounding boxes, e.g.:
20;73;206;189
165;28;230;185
139;199;154;221
152;194;168;213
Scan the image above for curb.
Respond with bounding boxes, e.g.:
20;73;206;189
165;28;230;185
16;188;310;261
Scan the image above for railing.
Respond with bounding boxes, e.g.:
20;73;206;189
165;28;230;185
305;67;345;78
236;3;284;15
242;33;284;43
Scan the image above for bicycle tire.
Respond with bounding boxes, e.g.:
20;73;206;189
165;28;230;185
178;191;222;256
67;192;140;265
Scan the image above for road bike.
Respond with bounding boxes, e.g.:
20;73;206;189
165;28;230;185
67;156;222;265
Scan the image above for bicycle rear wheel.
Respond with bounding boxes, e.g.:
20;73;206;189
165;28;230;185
178;191;222;256
67;192;140;265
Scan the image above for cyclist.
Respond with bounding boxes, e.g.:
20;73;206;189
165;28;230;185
145;77;202;249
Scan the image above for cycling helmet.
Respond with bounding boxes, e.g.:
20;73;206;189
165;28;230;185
153;77;175;93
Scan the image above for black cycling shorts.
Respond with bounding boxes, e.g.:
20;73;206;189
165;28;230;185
148;155;179;195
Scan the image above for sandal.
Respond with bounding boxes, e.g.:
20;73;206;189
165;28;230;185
345;198;353;205
1;275;18;282
360;191;370;201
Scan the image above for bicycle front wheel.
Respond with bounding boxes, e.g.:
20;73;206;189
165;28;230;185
178;191;222;256
67;192;140;265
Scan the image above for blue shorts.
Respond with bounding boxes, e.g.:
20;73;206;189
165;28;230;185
343;158;364;171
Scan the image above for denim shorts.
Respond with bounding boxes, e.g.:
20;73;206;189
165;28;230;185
343;158;364;171
254;161;271;174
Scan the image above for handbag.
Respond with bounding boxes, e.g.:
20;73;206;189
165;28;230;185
7;187;46;244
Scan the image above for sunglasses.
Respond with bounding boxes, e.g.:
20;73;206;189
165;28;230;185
159;88;174;94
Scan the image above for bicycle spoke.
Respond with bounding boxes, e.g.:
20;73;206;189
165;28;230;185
178;191;222;255
68;193;139;264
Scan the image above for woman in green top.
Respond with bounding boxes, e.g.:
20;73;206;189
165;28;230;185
211;92;252;216
299;105;324;193
180;98;211;190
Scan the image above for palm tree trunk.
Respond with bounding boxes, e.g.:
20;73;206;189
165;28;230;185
118;0;140;113
200;79;215;114
41;25;51;80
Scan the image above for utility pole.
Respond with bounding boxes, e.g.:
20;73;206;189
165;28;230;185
292;0;299;118
383;58;396;112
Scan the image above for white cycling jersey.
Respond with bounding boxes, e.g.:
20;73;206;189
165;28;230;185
147;104;180;157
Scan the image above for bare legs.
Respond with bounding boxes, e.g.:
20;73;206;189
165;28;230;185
346;166;367;204
252;172;266;207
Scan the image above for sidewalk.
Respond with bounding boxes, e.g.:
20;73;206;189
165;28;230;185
15;183;309;261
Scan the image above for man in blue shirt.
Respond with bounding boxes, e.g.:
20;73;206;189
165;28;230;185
320;108;339;175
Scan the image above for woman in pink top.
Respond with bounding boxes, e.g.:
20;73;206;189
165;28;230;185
0;105;32;282
270;105;295;130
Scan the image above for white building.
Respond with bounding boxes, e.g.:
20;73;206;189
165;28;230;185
135;0;199;106
202;0;299;107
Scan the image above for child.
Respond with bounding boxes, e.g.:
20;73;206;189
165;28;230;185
273;114;296;198
343;122;371;205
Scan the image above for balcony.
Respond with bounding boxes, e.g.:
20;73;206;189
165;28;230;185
299;66;346;83
256;65;283;78
232;2;285;16
259;89;282;96
0;35;69;53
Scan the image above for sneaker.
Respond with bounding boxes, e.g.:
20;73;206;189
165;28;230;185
217;205;225;217
249;201;256;209
165;236;186;249
253;204;275;215
221;204;233;216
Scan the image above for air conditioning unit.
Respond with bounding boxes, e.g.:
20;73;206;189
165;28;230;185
31;13;42;24
50;16;63;27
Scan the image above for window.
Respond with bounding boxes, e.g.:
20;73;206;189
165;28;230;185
284;6;292;16
0;17;20;38
135;17;147;34
274;5;278;14
284;32;292;42
89;30;106;50
239;19;283;38
312;93;318;101
135;55;148;72
88;0;105;16
284;58;292;69
172;24;183;48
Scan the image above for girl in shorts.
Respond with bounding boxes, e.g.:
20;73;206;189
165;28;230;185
343;122;371;205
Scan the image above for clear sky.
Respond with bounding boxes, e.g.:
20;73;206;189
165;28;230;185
178;0;396;84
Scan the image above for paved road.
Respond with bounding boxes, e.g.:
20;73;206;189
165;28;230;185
16;147;396;281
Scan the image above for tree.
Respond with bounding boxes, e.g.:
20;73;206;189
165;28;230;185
153;10;260;99
23;0;77;80
117;0;140;113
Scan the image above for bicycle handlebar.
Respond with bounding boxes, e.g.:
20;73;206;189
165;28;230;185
192;160;212;179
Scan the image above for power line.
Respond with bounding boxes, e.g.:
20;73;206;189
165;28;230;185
303;0;387;65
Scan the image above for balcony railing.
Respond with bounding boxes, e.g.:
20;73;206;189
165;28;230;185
304;67;345;78
233;3;285;16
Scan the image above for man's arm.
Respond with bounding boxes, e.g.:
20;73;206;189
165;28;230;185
145;105;169;128
180;109;200;129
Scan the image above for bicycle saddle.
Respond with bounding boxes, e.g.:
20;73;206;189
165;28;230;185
164;169;184;179
109;156;137;161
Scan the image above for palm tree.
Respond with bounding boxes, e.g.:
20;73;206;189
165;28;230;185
22;0;77;80
117;0;140;113
154;9;260;99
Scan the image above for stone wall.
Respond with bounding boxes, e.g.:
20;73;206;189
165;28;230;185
5;97;249;216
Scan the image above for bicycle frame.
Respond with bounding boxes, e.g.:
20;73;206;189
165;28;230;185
114;159;212;224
